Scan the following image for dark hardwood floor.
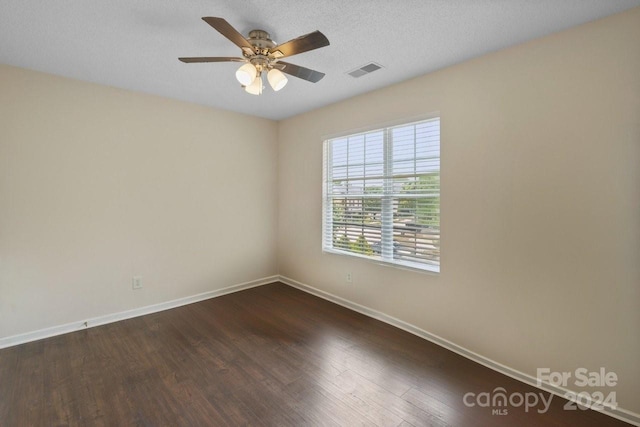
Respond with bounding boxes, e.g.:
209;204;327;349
0;282;630;426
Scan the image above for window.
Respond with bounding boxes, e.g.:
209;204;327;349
322;117;440;272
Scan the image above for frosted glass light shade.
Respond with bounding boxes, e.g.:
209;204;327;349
236;63;257;86
245;74;263;95
267;69;288;91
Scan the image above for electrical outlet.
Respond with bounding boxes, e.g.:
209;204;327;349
346;272;353;283
132;276;143;290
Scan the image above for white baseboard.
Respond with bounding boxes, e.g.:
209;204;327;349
278;275;640;427
0;275;279;350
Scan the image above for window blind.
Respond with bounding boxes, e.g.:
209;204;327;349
322;117;440;272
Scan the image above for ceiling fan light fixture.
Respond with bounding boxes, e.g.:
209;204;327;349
245;73;263;95
267;68;288;91
235;63;257;86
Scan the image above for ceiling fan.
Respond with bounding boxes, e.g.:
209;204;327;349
179;17;330;95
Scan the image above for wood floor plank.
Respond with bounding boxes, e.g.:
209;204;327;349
42;335;82;425
8;342;45;426
0;346;19;421
283;381;346;426
0;282;632;426
334;370;451;427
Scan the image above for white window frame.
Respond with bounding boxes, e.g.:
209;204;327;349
322;116;441;273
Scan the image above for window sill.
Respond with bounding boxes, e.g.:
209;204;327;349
322;248;440;275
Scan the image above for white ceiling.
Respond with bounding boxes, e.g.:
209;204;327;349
1;1;639;120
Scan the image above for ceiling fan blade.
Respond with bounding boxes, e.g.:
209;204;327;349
202;17;254;53
269;31;329;59
276;61;325;83
179;57;246;63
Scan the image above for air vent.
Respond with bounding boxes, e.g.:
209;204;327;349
348;62;383;78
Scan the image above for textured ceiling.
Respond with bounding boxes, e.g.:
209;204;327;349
1;1;639;120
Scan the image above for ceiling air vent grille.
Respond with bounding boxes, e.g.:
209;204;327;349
348;62;383;78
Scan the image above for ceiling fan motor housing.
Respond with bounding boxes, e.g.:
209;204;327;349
247;30;275;53
245;30;277;72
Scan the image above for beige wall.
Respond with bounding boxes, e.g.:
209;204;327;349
0;64;279;338
278;8;640;413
